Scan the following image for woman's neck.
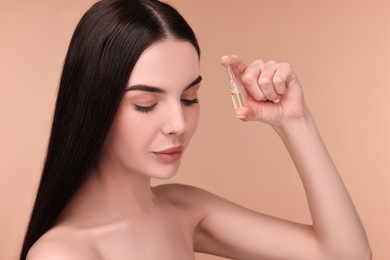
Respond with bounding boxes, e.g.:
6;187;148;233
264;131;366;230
57;159;158;228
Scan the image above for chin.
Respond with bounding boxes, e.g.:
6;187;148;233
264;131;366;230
149;162;181;180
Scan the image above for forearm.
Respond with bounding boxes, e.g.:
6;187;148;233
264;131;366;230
273;108;371;259
221;56;371;258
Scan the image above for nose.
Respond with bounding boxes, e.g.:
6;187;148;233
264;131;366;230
161;104;186;136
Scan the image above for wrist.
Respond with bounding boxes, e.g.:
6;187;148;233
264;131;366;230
272;105;313;136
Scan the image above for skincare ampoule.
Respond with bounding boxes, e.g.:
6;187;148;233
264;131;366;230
226;65;244;109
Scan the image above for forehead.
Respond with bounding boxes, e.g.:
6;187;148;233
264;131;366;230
128;39;200;88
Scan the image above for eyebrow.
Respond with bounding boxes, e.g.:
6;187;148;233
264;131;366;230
125;75;202;93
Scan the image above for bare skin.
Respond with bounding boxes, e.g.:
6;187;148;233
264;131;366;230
27;39;371;260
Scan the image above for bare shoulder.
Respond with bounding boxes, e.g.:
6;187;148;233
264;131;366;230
26;226;100;260
153;183;224;208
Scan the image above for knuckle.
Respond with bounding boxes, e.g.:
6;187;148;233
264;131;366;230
267;60;277;65
276;86;286;94
258;78;271;88
279;62;292;70
273;76;283;85
253;59;264;65
242;73;256;85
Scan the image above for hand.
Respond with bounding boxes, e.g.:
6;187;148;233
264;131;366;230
220;55;307;127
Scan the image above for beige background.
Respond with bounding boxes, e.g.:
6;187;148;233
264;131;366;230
1;0;389;259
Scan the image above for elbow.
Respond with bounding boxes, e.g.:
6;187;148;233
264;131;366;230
351;243;373;260
329;246;372;260
318;240;372;260
362;246;373;260
352;248;372;260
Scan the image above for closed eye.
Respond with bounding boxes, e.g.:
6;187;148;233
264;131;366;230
134;103;157;113
181;98;199;106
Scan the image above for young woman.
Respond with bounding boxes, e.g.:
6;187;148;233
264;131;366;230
21;0;371;259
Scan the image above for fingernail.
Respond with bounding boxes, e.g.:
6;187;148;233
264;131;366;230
221;55;229;62
273;99;280;103
235;114;246;119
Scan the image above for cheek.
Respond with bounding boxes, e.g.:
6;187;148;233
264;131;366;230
186;107;200;136
111;111;154;154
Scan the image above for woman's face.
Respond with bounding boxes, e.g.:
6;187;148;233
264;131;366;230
103;39;201;179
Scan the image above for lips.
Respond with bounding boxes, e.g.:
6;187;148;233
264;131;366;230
153;145;183;163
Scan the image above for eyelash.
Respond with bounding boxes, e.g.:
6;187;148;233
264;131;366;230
134;104;157;113
181;98;199;106
134;98;199;113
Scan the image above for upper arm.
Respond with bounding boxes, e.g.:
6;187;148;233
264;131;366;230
190;187;326;260
155;183;326;259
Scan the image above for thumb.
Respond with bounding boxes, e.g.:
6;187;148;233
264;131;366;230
234;106;256;121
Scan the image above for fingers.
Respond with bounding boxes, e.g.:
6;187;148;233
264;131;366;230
244;60;285;103
242;61;267;101
221;56;303;124
257;61;282;102
234;106;255;122
273;62;295;92
221;56;295;104
220;55;246;76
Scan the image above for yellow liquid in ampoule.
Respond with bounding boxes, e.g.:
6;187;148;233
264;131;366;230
231;92;244;109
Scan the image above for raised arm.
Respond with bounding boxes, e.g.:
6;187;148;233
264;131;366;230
193;56;371;260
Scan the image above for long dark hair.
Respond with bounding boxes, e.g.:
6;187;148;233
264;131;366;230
20;0;199;258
